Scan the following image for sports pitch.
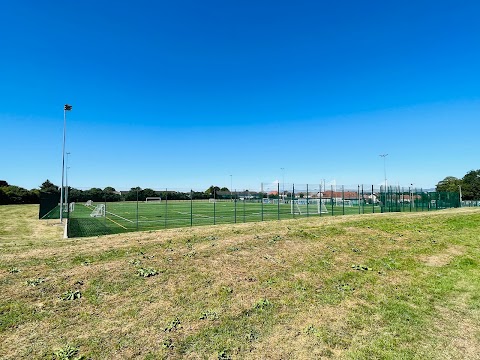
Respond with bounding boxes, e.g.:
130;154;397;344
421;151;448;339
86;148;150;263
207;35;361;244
68;200;382;237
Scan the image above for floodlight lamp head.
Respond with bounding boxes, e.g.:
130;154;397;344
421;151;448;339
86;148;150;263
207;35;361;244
64;104;72;111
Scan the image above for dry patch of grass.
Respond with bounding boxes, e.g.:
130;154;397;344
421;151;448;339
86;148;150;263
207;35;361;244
420;245;465;267
1;205;480;359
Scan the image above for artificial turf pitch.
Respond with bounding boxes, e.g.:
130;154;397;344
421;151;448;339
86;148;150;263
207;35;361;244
66;201;382;238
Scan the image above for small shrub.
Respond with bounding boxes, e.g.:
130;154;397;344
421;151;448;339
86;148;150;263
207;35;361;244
8;267;20;273
351;264;372;271
129;259;141;266
218;349;232;360
305;324;318;335
199;310;218;320
52;344;84;360
254;298;271;310
162;338;174;349
164;317;181;332
25;278;45;286
245;330;258;342
60;290;82;301
220;286;233;295
268;235;282;244
136;268;158;277
336;283;355;292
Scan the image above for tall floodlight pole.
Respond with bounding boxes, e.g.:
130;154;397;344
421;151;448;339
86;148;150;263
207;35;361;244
60;104;72;223
379;154;388;192
459;185;463;207
66;152;71;208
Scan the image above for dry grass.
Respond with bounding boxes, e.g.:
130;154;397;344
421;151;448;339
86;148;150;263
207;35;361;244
1;205;480;359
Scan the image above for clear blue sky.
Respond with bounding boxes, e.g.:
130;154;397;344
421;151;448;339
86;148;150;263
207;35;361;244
1;1;479;191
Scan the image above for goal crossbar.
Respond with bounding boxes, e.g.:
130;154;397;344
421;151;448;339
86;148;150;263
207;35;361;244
291;199;328;215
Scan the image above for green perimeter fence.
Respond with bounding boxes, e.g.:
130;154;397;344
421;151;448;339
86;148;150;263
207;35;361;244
40;184;460;238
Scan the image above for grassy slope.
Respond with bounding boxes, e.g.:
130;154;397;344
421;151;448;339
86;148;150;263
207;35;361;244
1;205;480;359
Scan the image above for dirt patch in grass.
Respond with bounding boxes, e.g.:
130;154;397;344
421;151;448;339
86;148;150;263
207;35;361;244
420;245;465;267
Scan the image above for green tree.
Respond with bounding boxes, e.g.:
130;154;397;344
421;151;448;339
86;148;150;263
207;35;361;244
40;180;59;193
462;170;480;200
205;186;221;196
143;188;158;200
435;176;462;193
103;187;121;202
125;187;143;201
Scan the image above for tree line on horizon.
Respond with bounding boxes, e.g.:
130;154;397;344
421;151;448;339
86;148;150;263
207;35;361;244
435;169;480;200
1;170;479;205
0;180;235;205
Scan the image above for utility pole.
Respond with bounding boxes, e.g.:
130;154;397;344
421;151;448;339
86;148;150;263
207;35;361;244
60;104;72;223
379;154;388;192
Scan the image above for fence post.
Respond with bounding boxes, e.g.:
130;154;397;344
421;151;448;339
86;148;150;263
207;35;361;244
358;185;361;214
372;185;375;213
165;188;168;229
213;189;216;225
408;187;411;212
261;188;264;221
136;189;139;231
234;189;237;223
319;184;322;217
104;193;107;232
243;190;246;223
277;182;280;220
190;189;193;226
292;184;295;218
306;184;309;217
342;186;345;215
331;185;334;216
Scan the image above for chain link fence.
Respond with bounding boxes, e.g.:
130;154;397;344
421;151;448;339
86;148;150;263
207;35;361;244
39;183;460;238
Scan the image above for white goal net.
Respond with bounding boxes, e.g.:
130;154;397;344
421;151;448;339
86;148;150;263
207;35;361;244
69;202;75;212
85;200;93;206
90;204;105;217
335;199;353;207
291;199;328;215
145;197;161;203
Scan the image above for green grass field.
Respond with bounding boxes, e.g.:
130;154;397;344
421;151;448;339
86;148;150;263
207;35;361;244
68;200;391;237
1;205;480;359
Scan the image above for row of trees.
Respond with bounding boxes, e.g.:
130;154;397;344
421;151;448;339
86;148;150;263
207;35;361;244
0;180;41;205
435;169;480;200
2;171;479;205
0;180;235;205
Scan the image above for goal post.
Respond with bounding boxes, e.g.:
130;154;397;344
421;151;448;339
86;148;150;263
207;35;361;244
90;204;105;218
291;199;328;215
145;197;161;203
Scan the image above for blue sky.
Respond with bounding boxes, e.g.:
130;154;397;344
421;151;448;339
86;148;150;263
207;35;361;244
1;1;479;191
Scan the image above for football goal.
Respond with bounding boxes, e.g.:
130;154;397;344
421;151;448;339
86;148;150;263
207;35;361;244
145;197;161;203
85;200;93;206
69;202;75;212
336;199;353;207
90;204;105;218
291;199;328;215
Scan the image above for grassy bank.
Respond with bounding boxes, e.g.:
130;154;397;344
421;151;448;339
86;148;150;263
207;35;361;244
1;205;479;359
